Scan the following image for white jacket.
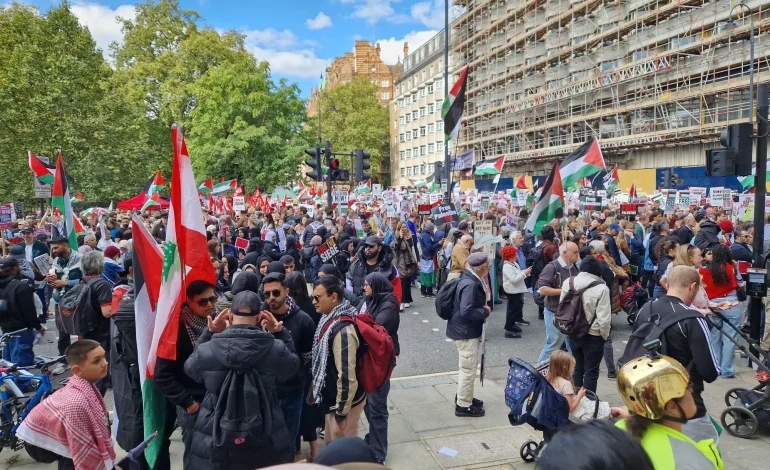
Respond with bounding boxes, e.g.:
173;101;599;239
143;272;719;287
503;260;528;294
559;272;612;339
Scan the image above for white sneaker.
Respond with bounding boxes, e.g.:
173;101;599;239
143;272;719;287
51;363;68;375
400;303;404;311
404;303;410;308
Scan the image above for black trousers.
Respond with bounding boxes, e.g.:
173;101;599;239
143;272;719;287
401;277;413;303
568;334;606;393
641;270;655;299
504;293;524;332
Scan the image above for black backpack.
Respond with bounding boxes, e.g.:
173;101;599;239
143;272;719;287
0;279;16;317
554;278;603;337
617;301;701;368
527;243;547;283
435;277;460;320
57;280;98;336
212;368;272;451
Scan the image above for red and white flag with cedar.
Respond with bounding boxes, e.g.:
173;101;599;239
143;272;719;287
143;125;215;467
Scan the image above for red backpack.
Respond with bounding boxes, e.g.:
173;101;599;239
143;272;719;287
320;313;396;393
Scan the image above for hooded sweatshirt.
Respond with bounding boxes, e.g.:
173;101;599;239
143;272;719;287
0;274;42;332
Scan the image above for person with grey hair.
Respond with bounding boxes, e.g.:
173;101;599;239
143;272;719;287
83;233;98;251
78;251;115;395
446;252;491;417
536;241;580;364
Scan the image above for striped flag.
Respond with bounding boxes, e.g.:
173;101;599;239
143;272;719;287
70;192;83;204
474;156;505;176
198;178;214;194
145;172;166;197
143;125;215;467
629;182;636;199
51;151;78;250
141;192;163;213
559;138;606;190
212;179;237;195
441;66;469;142
28;151;55;185
524;161;564;235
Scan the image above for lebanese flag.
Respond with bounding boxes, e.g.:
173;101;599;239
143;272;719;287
28;151;55;185
51;151;78;250
524;161;564;236
515;175;528;189
474;156;505;176
198;178;214;194
441;65;469;142
144;125;214;466
559;137;606;190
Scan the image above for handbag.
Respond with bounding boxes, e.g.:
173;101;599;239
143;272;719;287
735;267;748;301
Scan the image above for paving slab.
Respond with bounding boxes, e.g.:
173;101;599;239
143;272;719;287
399;401;473;433
389;384;449;408
422;426;535;469
385;440;441;470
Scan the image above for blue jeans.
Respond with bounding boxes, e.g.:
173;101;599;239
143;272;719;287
710;300;742;377
2;329;35;366
537;308;571;364
279;389;304;453
364;380;390;463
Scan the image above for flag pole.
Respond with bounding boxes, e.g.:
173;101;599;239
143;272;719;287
443;0;450;203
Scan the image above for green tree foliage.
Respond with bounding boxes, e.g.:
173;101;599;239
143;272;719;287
307;76;390;182
0;0;312;205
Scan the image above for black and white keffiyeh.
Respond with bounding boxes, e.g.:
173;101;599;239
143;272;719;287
180;304;209;346
310;300;358;404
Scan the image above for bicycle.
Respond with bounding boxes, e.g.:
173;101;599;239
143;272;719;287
0;328;68;452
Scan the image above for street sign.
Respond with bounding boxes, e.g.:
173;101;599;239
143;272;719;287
332;190;349;205
34;156;52;198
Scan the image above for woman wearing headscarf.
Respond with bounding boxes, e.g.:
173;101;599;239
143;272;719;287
360;273;400;464
263;231;282;261
319;264;362;310
391;222;417;311
284;235;303;271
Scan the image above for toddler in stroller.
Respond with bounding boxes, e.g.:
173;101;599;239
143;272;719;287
505;356;617;462
621;282;648;325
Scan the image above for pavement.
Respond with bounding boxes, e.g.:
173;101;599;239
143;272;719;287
5;288;770;469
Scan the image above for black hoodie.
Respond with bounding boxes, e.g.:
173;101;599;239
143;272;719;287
0;274;42;332
694;220;721;253
346;243;396;297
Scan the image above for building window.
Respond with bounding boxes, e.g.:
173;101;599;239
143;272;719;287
428;143;435;153
400;116;406;125
412;111;419;120
401;168;405;177
422;70;426;81
428;163;435;173
406;148;412;158
436;80;443;89
398;99;404;108
420;126;426;136
381;91;390;100
381;79;389;87
428;103;434;114
420;107;426;117
428;123;435;133
436;121;444;132
407;167;413;176
427;84;434;94
412;93;418;102
430;65;434;77
400;150;405;160
400;133;405;142
406;132;411;141
413;147;418;157
436;141;444;152
412;129;419;139
420;145;427;156
420;164;426;174
419;88;425;98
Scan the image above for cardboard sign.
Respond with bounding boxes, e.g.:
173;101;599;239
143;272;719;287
479;199;490;214
664;195;676;214
332;190;349;205
709;187;724;207
233;196;245;211
418;204;432;216
430;203;459;223
620;204;637;216
506;212;519;228
372;183;382;196
690;187;707;206
317;238;339;263
0;203;15;230
234;237;249;250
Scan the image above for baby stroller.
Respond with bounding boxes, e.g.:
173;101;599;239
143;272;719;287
708;310;770;438
504;358;602;462
621;282;648;325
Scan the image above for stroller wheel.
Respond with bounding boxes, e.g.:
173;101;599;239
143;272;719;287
725;387;749;407
721;406;759;438
520;440;540;462
626;313;635;325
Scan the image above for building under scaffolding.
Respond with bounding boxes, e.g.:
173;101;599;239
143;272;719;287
451;0;767;178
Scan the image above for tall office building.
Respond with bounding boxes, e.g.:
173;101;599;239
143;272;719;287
451;0;764;178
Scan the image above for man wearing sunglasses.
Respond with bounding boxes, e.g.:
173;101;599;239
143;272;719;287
261;273;315;459
155;279;223;469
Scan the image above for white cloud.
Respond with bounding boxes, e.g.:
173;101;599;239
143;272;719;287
410;0;444;29
350;0;394;24
306;12;332;30
69;1;136;55
376;30;437;64
243;29;330;79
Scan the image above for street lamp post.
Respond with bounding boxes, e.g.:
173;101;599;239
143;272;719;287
729;2;755;124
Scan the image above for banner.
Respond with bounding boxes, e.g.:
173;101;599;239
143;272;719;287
430;203;459;223
232;196;245;211
0;203;15;230
317;238;339;263
709;187;725;207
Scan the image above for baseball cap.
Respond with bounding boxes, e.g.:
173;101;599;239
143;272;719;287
8;245;25;261
458;221;469;231
608;224;622;232
364;236;382;247
467;252;490;267
50;235;69;245
230;291;261;316
0;257;19;270
19;227;34;234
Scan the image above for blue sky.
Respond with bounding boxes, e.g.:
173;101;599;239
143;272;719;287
16;0;458;96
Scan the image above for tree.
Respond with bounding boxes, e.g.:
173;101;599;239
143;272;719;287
186;58;312;191
307;76;390;182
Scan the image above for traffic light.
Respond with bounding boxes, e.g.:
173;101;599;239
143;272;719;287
706;123;753;176
434;161;443;185
355;149;371;182
660;169;671;189
305;146;322;182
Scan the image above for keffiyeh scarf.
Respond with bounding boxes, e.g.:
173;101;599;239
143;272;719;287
180;304;209;346
310;300;358;404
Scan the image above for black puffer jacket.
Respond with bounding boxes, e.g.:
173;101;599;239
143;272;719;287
446;269;489;340
0;274;41;332
263;240;282;262
184;325;299;470
346;243;396;297
694;220;721;252
367;292;400;355
266;302;315;397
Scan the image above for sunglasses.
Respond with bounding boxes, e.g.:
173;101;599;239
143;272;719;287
195;296;218;307
263;289;284;299
311;293;330;303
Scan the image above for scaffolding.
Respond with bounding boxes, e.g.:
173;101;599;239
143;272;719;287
450;0;770;171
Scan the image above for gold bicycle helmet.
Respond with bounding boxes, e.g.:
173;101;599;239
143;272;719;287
617;354;690;420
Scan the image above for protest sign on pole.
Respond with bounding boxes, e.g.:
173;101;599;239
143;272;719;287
709;187;724;207
232;196;245;211
430;203;459;223
0;203;16;256
372;184;382;196
317;238;340;264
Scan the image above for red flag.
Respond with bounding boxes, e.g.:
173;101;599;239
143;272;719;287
515;176;528;189
281;195;287;209
629;182;636;199
234;184;244;197
611;163;619;182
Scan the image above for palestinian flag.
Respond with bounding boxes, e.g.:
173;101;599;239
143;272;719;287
475;156;505;176
51;151;78;250
355;180;372;193
70;192;83;204
212;179;237;195
234;184;244;197
559;138;606;190
737;163;770;190
28;151;56;185
441;66;469;142
629;182;636;199
130;215;164;468
515;175;528;189
141;192;163;212
524;161;564;236
605;163;620;192
650;193;664;203
144;125;215;467
145;172;166;197
198;178;214;194
410;179;427;188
